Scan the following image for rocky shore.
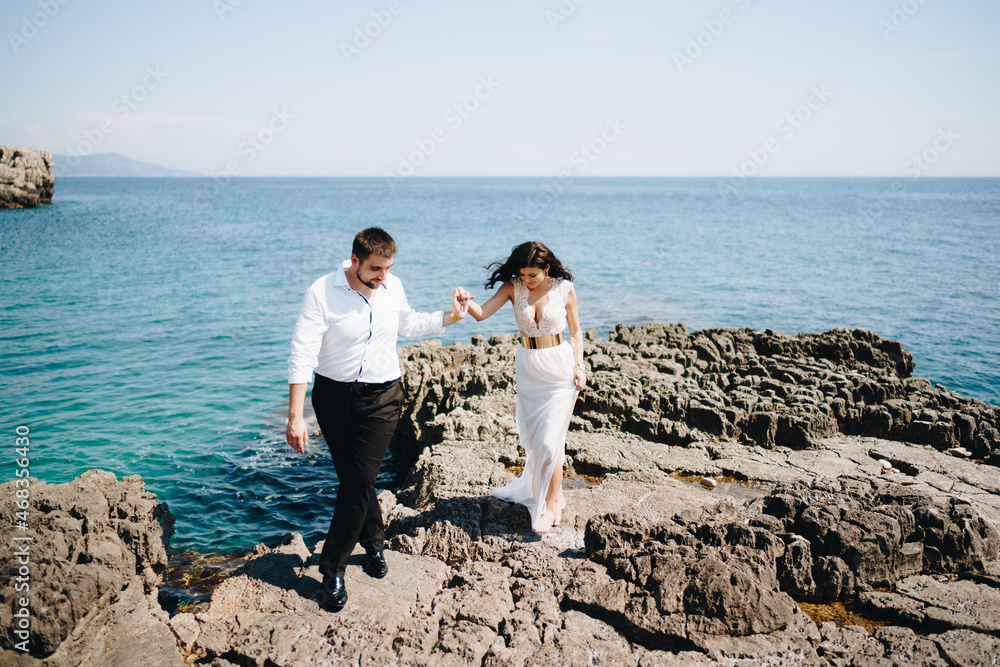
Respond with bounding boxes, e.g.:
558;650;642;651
3;324;1000;666
0;146;54;208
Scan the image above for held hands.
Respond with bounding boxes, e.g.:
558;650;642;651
450;287;475;322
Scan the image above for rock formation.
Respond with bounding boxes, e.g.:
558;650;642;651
569;476;997;653
0;146;54;208
3;325;1000;665
0;470;180;665
395;326;999;472
569;324;993;458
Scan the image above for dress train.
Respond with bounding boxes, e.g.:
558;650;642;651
492;342;577;532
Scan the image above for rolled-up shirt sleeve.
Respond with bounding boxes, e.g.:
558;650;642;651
288;287;327;384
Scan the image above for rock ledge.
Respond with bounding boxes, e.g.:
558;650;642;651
4;325;1000;666
0;146;54;208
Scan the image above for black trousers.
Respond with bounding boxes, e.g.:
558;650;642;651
311;373;404;579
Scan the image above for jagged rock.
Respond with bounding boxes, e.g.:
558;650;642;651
859;575;1000;636
568;512;801;653
779;534;817;597
0;146;54;208
378;322;1000;661
182;536;452;666
852;625;950;666
9;324;1000;665
176;534;702;666
820;624;1000;667
815;622;869;666
41;578;183;667
0;470;176;663
931;629;1000;667
393;325;1000;462
760;476;999;601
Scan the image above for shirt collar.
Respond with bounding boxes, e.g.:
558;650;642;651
334;258;388;292
334;259;351;287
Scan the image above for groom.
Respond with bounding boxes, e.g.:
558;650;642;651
285;227;468;611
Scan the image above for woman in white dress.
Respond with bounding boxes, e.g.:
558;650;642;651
463;241;586;534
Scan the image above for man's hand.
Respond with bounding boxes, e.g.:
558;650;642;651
451;287;473;320
286;415;308;453
286;384;310;453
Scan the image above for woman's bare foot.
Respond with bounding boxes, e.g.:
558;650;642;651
553;497;567;527
533;509;556;534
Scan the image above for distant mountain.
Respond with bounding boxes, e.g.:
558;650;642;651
51;153;202;177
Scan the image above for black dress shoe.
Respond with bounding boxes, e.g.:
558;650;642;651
320;576;347;612
362;550;388;579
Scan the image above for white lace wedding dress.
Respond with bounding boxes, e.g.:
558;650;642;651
492;278;578;532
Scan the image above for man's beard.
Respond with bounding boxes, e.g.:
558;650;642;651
356;268;381;289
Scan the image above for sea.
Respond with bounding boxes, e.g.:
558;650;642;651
1;177;998;556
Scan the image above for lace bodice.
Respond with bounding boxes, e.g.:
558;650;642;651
512;278;572;337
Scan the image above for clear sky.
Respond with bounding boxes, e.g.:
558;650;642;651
2;0;998;177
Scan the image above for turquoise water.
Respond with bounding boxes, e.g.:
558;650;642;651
2;177;998;553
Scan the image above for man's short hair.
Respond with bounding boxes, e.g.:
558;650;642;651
352;227;397;261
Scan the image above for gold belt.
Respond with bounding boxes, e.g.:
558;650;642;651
521;333;564;349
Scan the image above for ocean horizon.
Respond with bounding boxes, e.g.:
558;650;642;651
2;176;997;554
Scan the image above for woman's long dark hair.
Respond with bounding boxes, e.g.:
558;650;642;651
484;241;573;290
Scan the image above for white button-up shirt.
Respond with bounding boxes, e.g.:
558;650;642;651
287;260;444;384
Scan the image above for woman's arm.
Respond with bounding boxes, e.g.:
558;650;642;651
442;287;470;327
566;285;586;390
466;281;513;322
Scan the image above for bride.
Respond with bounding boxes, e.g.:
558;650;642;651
461;241;586;534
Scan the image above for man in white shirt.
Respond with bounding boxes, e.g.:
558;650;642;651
286;227;468;612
